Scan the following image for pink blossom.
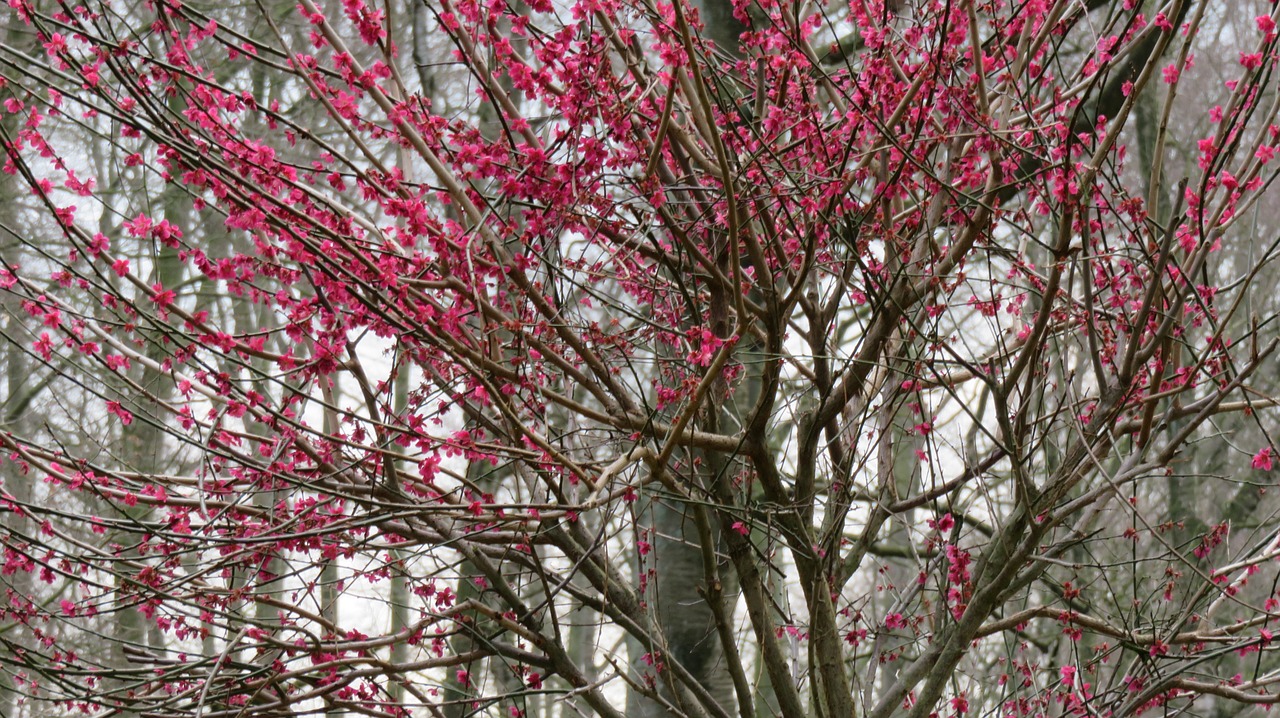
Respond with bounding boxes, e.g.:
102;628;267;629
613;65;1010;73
928;513;955;532
33;333;53;360
1254;447;1273;471
151;283;176;309
42;33;66;56
123;213;152;237
106;401;133;425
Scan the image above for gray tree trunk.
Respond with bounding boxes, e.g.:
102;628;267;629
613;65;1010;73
627;1;757;714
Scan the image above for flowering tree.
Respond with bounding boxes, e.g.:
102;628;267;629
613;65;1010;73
3;0;1280;716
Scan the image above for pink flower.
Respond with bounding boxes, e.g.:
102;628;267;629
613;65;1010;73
945;545;971;585
43;33;66;56
151;283;176;309
686;328;723;367
106;401;133;426
1259;15;1277;38
1162;63;1180;84
1254;447;1273;471
87;233;108;256
123;213;152;237
33;333;53;360
928;513;955;532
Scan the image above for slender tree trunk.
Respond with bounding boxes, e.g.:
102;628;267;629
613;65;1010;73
0;18;33;716
112;175;188;715
388;362;412;707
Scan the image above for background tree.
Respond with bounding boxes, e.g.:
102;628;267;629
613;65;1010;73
3;0;1280;718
